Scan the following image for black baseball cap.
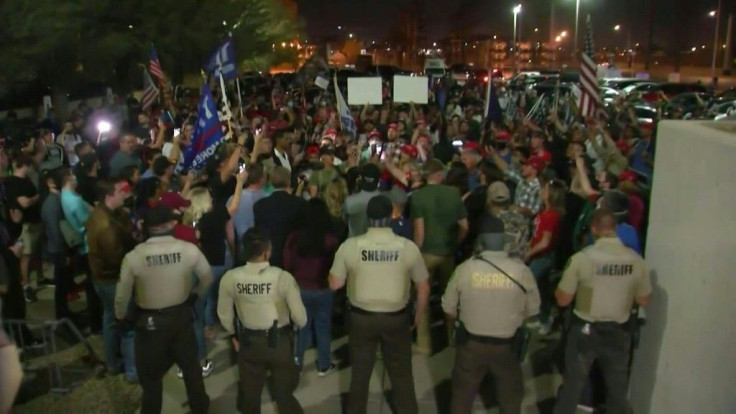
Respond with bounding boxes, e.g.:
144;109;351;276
360;164;381;188
145;204;178;228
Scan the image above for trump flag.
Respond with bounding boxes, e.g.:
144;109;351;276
180;84;225;172
206;37;237;80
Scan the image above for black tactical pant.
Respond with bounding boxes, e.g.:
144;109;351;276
554;318;632;414
451;339;523;414
135;304;209;414
348;309;417;414
237;328;302;414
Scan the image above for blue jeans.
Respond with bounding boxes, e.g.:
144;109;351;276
204;249;233;327
192;297;207;362
94;282;137;382
296;289;333;370
529;253;555;323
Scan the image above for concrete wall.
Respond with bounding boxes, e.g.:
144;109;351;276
629;121;736;413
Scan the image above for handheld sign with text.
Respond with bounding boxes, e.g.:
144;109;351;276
347;77;383;106
315;76;329;90
393;75;429;104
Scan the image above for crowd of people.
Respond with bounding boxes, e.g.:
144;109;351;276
0;72;656;413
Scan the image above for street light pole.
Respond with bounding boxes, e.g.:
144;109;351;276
574;0;581;57
513;5;521;72
711;0;722;86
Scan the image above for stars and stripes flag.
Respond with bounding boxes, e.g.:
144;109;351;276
578;15;604;119
141;67;159;111
149;44;166;84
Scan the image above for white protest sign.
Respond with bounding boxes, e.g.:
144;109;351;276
347;77;383;105
42;95;53;109
315;76;329;90
393;76;429;104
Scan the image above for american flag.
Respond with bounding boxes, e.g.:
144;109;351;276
141;68;159;111
578;15;603;119
149;44;165;84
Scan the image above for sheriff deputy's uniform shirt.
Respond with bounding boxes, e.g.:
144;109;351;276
115;236;212;319
330;227;428;313
442;251;540;338
217;262;307;332
558;237;651;324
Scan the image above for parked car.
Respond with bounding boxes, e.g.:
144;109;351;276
364;65;412;82
665;92;713;116
715;87;736;103
600;78;651;90
449;64;473;85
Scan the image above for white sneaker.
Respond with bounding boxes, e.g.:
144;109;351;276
538;320;553;336
201;360;213;378
176;360;214;379
317;363;336;377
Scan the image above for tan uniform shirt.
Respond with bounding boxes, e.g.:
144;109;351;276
218;261;307;333
442;251;540;338
115;236;212;319
558;237;651;324
330;227;428;313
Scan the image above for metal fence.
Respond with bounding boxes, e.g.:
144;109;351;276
3;318;103;394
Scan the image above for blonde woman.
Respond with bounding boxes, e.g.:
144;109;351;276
322;178;348;241
176;169;246;378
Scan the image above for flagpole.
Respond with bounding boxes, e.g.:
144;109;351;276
218;69;234;141
235;77;244;121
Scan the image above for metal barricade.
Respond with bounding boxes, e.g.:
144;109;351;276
3;318;103;394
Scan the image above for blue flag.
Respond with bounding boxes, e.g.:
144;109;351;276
484;78;503;125
206;37;237;80
333;76;356;140
180;84;225;172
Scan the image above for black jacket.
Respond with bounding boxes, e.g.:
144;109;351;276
253;190;306;267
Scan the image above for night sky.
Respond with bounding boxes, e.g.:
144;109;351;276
297;0;736;51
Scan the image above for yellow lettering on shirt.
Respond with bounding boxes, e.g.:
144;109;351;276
471;272;514;290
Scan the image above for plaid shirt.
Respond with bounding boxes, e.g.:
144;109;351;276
505;169;542;215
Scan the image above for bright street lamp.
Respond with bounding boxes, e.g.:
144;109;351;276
614;24;621;31
349;33;353;38
561;31;568;37
512;4;522;48
556;36;562;42
709;10;716;17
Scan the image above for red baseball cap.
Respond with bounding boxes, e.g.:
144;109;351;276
306;144;320;158
615;140;630;154
495;130;511;141
462;141;481;153
117;180;133;194
400;144;418;158
368;130;382;139
323;128;337;137
388;123;398;131
618;170;638;182
159;191;191;211
523;156;546;174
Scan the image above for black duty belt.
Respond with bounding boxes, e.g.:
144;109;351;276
242;326;292;336
350;305;408;316
137;302;188;314
572;313;628;329
467;332;515;345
